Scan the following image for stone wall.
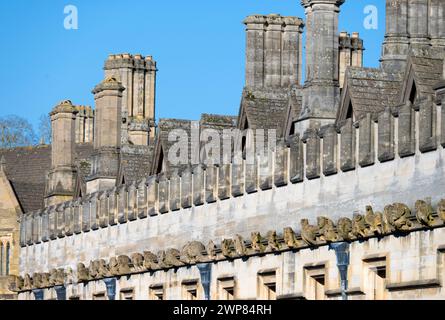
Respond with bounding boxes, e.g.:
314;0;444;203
16;225;445;300
19;100;445;274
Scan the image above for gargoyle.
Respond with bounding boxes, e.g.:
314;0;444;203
351;214;368;238
336;217;353;240
23;274;33;290
365;206;384;235
301;219;319;245
49;268;65;286
251;232;265;253
221;239;235;258
266;230;281;252
384;203;413;232
234;235;247;256
158;249;183;268
131;253;145;271
180;241;207;264
415;200;435;227
317;217;339;242
143;251;159;270
77;263;90;282
283;227;301;249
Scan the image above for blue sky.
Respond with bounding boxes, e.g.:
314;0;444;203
0;0;385;129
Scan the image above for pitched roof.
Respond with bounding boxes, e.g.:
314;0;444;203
0;143;94;213
399;50;444;103
0;146;51;212
337;67;403;122
119;145;154;184
238;88;289;136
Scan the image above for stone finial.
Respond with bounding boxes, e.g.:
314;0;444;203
92;76;125;94
50;100;77;116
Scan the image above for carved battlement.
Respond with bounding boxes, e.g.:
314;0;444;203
20;98;445;247
104;53;156;71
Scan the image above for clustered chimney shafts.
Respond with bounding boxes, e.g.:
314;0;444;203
86;77;125;194
243;14;304;90
339;32;364;89
430;0;445;48
104;53;157;145
382;0;445;73
45;100;78;207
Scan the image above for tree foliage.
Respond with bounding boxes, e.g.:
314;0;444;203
38;114;52;145
0;115;38;148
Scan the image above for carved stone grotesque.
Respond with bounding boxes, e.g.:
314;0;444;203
109;257;119;275
439;199;445;223
89;261;101;279
251;232;265;253
158;249;183;268
336;218;352;240
415;200;435;227
32;273;42;289
221;239;235;258
131;253;145;271
117;255;133;274
49;268;65;286
317;217;339;242
365;206;384;235
66;267;74;285
234;235;247;256
23;274;33;290
384;203;413;232
77;263;90;282
42;273;51;288
301;219;319;245
283;227;300;249
181;241;207;264
143;251;159;270
266;231;281;252
351;214;368;238
8;276;23;292
206;240;217;260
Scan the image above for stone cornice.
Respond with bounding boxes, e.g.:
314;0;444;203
11;198;445;293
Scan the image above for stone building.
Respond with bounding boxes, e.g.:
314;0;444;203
1;0;445;300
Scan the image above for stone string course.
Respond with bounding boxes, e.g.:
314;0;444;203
10;197;445;292
19;98;445;248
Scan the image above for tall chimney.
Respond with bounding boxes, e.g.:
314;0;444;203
381;0;410;72
429;0;445;48
338;32;364;89
86;76;125;193
104;53;157;145
296;0;345;132
408;0;430;48
45;100;78;206
243;14;304;90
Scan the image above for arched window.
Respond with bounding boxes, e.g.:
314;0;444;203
0;243;3;276
6;242;10;275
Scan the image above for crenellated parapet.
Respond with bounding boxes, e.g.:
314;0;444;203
20;97;445;247
11;197;445;293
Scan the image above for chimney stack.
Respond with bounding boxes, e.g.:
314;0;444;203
243;14;304;90
296;0;345;132
45;100;78;206
338;32;364;89
429;0;445;48
86;76;125;193
104;53;157;145
408;0;430;48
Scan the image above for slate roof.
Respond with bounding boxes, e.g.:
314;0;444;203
0;143;94;213
0;146;51;213
338;67;403;121
119;145;154;184
399;50;444;102
238;88;289;136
